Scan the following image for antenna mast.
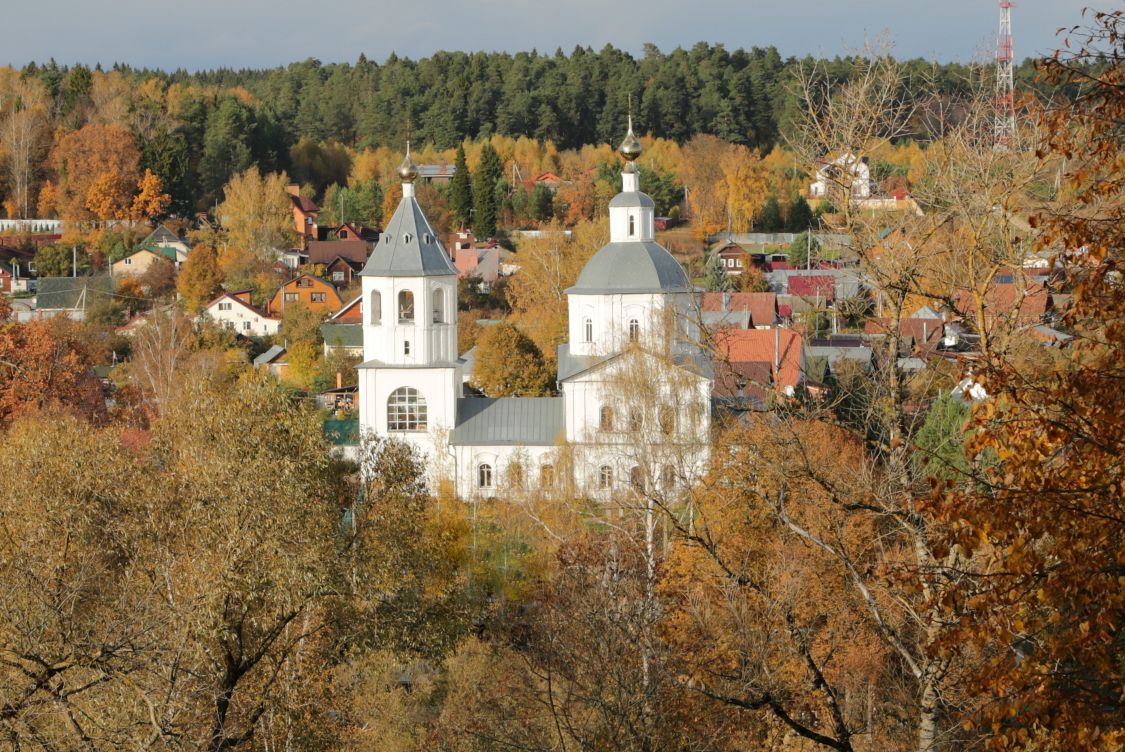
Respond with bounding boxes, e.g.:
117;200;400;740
995;0;1016;149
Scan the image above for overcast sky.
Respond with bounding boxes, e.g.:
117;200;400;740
3;0;1094;71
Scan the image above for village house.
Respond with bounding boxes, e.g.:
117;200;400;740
253;345;289;379
712;327;805;409
700;292;780;330
135;224;191;264
112;247;179;277
809;153;873;200
321;295;363;357
307;239;370;288
200;290;281;337
711;240;749;276
267;273;344;316
286;184;320;242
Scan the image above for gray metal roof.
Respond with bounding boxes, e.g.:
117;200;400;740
451;397;565;446
556;344;614;382
608;191;655;209
34;276;114;310
805;344;874;369
141;224;185;247
567;241;691;294
254;345;287;366
360;194;457;278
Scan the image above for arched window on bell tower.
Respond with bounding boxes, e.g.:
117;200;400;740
369;290;382;325
432;288;445;323
398;290;414;322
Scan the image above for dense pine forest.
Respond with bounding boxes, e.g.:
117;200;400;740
10;45;1044;214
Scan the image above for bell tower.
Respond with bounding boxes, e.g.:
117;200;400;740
357;145;462;460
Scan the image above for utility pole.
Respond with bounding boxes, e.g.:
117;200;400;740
995;0;1017;150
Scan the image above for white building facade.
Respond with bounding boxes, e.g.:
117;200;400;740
359;133;712;497
200;293;281;337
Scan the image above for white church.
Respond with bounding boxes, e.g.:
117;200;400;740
357;124;713;497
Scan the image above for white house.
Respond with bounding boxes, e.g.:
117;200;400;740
809;153;873;200
200;291;281;337
358;130;712;498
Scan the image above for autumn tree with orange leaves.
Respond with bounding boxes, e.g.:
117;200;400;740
936;11;1125;750
0;305;105;427
53;123;140;221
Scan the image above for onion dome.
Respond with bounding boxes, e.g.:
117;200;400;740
618;115;642;164
397;142;418;183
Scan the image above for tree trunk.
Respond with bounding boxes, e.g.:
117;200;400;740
916;678;939;752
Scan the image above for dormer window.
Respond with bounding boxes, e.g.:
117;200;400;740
404;233;413;244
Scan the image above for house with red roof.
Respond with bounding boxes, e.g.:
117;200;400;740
787;274;837;302
712;327;805;403
701;292;780;329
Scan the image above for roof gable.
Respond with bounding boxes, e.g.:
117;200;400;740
308;239;369;266
204;292;275;319
329;294;363;322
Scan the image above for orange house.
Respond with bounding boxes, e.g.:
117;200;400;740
268;274;344;316
286;184;320;241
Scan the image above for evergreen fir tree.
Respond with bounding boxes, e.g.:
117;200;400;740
756;195;783;232
472;144;503;238
787;194;814;232
450;144;472;226
705;252;734;292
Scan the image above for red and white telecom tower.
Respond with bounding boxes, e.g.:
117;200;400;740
995;0;1017;149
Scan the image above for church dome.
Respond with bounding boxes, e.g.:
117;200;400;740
567;240;692;295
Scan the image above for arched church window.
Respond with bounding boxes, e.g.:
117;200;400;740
584;317;593;343
432;289;445;323
658;405;675;436
398;290;414;322
369;290;382;325
599;405;614;432
628;318;640;342
661;464;676;491
630;466;646;492
628;214;636;237
628;409;643;432
598;465;614;489
539;464;555;488
387;387;427;431
478;463;494;488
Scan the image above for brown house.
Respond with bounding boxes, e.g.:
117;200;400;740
267;273;344;316
712;241;749;275
286;184;320;241
307;240;369;287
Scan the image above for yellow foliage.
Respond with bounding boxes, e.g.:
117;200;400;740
130;169;171;220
